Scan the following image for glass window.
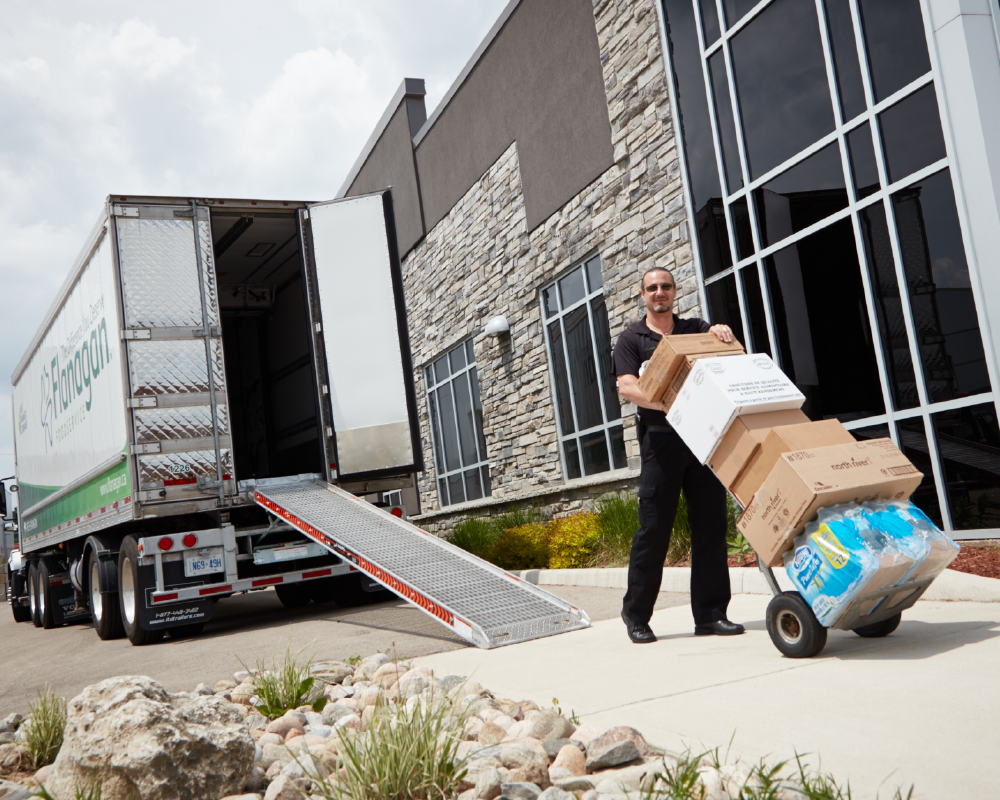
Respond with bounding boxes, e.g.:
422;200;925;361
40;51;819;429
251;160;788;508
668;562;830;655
878;84;947;184
705;272;747;348
740;266;771;357
764;217;884;421
699;0;721;46
824;0;867;121
858;203;918;410
425;340;491;507
846;122;880;200
729;0;835;180
697;199;734;279
752;142;848;249
723;0;760;29
932;403;1000;531
543;255;626;479
730;197;754;260
850;422;891;441
858;0;931;102
709;50;743;194
896;417;944;526
892;169;990;403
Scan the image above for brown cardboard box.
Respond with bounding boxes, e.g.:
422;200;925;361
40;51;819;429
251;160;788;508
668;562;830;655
709;409;810;490
738;438;923;567
637;332;744;404
730;419;857;506
659;351;744;413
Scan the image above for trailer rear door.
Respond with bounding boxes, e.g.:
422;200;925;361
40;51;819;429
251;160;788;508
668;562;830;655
300;191;421;483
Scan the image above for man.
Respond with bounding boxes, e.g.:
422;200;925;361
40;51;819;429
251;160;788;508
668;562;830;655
613;266;745;643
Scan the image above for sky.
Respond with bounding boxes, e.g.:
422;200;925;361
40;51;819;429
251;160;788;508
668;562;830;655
0;0;510;510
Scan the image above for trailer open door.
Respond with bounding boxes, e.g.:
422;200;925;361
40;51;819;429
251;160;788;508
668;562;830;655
299;191;421;485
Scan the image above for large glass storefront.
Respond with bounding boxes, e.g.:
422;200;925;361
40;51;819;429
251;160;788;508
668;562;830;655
661;0;1000;535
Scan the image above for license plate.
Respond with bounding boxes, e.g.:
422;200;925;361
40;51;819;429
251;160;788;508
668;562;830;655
184;549;224;578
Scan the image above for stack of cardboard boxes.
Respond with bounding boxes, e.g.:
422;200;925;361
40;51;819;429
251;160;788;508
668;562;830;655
638;335;925;569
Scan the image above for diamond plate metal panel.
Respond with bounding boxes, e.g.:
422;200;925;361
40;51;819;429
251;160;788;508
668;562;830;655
255;482;590;648
135;405;229;443
128;340;226;396
139;449;232;487
196;219;220;324
117;217;220;328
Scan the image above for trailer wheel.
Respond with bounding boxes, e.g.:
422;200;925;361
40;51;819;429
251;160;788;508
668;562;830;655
38;560;58;629
29;562;42;628
90;558;124;640
275;583;312;608
10;570;31;623
118;536;163;646
853;612;902;638
766;591;827;658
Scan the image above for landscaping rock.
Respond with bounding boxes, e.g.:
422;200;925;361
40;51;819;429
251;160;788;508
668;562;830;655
215;679;238;693
265;716;304;740
312;662;353;684
524;711;575;742
585;739;641;772
439;675;468;694
0;743;27;770
257;733;282;748
354;653;389;680
479;721;507;746
589;726;649;756
260;743;294;770
244;714;268;731
370;663;408;687
568;722;606;748
543;738;584;759
465;696;503;717
219;795;263;800
42;676;254;800
697;766;728;800
322;703;354;727
537;787;576;800
501;781;542;800
591;762;656;793
550;743;586;776
33;764;55;785
474;765;503;800
0;715;21;734
263;775;300;800
499;739;550;787
194;683;213;696
553;775;596;792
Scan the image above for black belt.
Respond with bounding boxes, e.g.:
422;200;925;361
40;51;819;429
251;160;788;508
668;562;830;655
645;424;674;433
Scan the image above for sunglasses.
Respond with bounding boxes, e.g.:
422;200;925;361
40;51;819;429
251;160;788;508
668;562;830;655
643;282;674;293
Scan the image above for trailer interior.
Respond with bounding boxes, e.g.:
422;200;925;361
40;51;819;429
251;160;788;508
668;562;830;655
210;209;326;484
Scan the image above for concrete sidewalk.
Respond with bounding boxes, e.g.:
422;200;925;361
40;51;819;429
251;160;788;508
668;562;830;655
415;593;1000;800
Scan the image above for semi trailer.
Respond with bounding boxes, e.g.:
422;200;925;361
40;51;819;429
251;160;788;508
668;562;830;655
6;191;590;648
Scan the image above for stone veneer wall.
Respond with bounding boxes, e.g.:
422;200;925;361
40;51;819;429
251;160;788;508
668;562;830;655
405;0;702;527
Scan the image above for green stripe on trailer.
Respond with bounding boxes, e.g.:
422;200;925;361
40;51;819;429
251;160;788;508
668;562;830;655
20;459;132;536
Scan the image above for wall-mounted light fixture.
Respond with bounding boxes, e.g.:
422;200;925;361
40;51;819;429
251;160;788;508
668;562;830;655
484;315;510;337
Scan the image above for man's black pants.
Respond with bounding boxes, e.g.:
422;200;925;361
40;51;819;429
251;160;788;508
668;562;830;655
622;427;731;627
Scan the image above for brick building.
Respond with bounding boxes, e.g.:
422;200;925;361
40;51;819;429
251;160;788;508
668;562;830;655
340;0;1000;541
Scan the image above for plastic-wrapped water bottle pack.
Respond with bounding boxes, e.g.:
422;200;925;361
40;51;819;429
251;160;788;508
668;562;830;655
783;501;960;627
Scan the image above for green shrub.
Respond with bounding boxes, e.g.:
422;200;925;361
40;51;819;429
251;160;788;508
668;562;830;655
446;517;500;559
548;513;601;568
591;492;639;566
487;523;549;570
24;686;66;769
241;643;328;720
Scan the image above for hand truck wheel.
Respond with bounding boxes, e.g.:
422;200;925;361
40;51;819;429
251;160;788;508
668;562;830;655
766;591;827;658
853;612;902;638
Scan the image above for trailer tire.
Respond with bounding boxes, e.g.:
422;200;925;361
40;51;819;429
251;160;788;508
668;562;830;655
29;562;42;628
853;612;902;638
766;591;827;659
10;568;31;622
39;560;58;629
118;536;163;646
90;557;124;640
275;583;312;609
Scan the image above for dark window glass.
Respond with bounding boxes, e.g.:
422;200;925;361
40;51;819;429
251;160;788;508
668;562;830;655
858;0;930;102
825;0;867;121
705;273;747;348
470;366;488;455
610;425;628;470
559;267;586;309
581;430;611;476
722;0;760;28
847;122;880;200
464;468;483;503
428;390;444;472
436;383;461;472
447;472;465;506
480;465;492;497
449;343;466;372
753;142;848;248
730;0;835;180
879;84;946;184
438;478;448;505
933;403;1000;530
699;0;721;45
433;353;450;380
892;169;990;402
548;321;575;435
564;439;582;480
697;199;734;278
451;371;478;467
564;305;603;431
543;285;559;318
425;363;435;387
858;203;918;410
850;423;890;441
730;197;754;260
709;50;743;194
466;339;475;364
764;217;884;421
585;256;603;294
590;296;621;422
740;266;771;356
896;417;943;526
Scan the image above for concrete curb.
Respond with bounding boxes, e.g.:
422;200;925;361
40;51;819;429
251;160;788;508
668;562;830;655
512;566;1000;602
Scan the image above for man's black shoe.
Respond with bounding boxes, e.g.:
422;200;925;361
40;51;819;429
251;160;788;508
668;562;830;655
694;619;745;636
622;610;657;643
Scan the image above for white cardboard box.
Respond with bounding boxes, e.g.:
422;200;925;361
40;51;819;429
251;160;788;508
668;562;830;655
666;354;806;463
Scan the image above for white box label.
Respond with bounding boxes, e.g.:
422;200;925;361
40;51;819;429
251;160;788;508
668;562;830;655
274;545;309;561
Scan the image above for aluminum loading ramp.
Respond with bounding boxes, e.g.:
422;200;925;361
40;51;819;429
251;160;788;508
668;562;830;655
253;480;590;648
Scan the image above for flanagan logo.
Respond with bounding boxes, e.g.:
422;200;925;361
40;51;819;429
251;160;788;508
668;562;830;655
18;404;27;434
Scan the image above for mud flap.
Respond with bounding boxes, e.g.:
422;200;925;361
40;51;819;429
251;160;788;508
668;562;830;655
132;561;214;631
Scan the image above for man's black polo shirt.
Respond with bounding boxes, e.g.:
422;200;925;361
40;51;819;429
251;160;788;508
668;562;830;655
612;314;710;427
